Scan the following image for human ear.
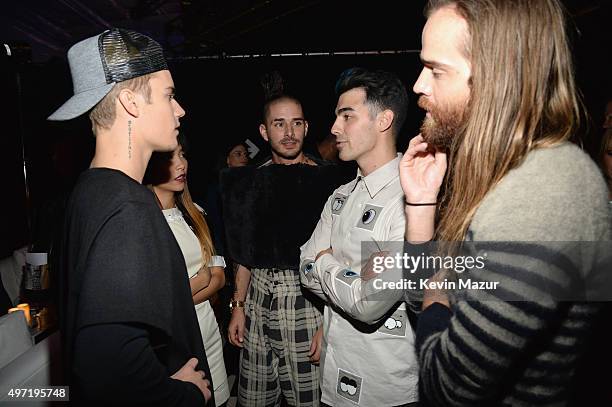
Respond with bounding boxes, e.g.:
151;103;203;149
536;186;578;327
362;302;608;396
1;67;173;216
117;88;140;118
378;109;394;133
259;123;269;142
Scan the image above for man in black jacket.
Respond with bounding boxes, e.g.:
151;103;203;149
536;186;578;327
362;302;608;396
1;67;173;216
49;28;213;406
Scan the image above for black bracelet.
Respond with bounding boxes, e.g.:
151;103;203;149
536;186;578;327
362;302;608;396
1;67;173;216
404;199;437;206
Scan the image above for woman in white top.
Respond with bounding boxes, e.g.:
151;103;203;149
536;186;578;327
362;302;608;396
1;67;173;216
144;136;230;405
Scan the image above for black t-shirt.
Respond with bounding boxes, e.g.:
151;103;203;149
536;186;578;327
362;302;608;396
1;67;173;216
60;168;214;406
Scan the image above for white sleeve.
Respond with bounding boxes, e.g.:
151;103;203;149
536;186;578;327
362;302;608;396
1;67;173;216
316;200;407;324
207;255;226;268
299;193;336;300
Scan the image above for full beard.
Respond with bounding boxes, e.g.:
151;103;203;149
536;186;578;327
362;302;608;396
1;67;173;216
418;96;467;150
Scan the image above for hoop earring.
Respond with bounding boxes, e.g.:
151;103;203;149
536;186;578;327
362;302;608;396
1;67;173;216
127;120;132;159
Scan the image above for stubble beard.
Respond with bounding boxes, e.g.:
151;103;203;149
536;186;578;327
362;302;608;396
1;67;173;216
271;137;303;161
418;96;467;150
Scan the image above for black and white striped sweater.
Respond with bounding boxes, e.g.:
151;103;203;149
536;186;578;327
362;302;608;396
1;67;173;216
416;143;611;406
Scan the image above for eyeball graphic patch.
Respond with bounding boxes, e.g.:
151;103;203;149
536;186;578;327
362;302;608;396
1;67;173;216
376;309;408;337
331;193;348;216
362;209;376;224
356;204;384;231
336;369;362;403
335;268;359;286
301;260;315;282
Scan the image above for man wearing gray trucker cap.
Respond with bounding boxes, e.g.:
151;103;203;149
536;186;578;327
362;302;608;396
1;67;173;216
50;28;213;405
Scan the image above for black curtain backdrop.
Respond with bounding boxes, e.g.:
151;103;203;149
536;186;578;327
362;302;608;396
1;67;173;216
2;52;425;259
1;7;611;403
1;53;29;258
2;0;610;257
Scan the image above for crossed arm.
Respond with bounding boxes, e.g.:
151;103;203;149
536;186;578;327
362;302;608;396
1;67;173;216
299;195;407;324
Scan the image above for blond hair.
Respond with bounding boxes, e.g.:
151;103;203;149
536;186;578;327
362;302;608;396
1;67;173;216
89;74;153;133
426;0;584;242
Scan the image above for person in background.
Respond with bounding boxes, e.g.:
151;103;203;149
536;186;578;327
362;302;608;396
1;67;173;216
315;133;340;163
206;140;252;254
226;90;323;407
223;71;351;407
204;140;251;339
226;142;250;168
145;135;230;406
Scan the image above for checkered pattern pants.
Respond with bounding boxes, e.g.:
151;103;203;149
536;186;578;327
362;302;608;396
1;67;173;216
238;268;322;407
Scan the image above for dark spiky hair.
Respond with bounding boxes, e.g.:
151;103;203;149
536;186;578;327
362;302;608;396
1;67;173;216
335;67;409;137
259;70;303;123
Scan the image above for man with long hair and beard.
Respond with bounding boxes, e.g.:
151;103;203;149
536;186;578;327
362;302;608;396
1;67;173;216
398;0;611;406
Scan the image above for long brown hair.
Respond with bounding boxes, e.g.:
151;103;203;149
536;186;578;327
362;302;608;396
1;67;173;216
145;138;216;268
175;183;216;268
426;0;584;242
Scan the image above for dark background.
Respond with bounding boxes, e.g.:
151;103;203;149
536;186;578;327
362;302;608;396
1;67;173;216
1;1;611;403
1;0;610;257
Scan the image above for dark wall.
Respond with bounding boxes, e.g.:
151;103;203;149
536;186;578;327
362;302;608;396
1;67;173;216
0;52;424;257
0;56;29;258
2;1;610;256
169;53;424;202
572;3;612;158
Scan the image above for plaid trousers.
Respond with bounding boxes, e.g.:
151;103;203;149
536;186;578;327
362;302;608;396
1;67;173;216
238;268;322;407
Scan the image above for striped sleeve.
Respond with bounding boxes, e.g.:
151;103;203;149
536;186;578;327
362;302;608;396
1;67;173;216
416;145;610;405
416;241;588;406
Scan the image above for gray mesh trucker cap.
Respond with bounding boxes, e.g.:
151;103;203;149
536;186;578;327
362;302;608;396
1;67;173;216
48;28;168;121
